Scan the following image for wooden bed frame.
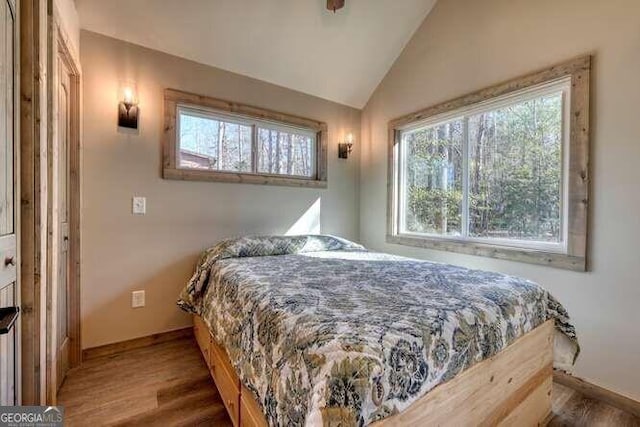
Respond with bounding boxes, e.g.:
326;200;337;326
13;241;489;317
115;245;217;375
194;315;553;426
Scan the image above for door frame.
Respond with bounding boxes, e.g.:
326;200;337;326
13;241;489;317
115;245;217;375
20;0;81;405
19;0;46;405
45;3;81;402
3;0;20;406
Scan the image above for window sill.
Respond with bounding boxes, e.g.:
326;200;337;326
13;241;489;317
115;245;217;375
163;167;327;189
386;233;586;271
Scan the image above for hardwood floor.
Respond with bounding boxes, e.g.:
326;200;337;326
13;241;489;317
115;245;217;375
58;335;639;426
548;382;639;427
58;335;232;426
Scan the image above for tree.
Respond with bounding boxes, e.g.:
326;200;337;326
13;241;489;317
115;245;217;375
406;93;562;242
217;121;225;169
286;134;293;175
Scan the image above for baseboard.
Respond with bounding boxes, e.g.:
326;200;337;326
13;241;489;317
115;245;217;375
554;371;640;418
82;327;193;361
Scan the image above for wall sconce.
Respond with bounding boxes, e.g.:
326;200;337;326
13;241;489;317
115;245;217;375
338;133;354;159
118;83;139;129
327;0;345;12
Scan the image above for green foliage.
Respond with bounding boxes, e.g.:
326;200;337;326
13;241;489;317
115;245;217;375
407;187;462;234
404;93;562;242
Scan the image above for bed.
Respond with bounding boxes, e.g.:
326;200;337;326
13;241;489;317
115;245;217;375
178;235;579;426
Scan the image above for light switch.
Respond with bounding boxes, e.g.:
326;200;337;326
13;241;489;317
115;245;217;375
132;196;146;214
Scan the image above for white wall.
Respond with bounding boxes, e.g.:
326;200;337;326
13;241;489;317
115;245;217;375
361;0;640;400
80;31;361;348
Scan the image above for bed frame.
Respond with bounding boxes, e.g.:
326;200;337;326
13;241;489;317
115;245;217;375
194;315;553;426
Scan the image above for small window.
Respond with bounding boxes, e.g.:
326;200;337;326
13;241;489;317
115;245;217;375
388;56;591;270
255;125;316;178
163;90;327;187
178;108;253;173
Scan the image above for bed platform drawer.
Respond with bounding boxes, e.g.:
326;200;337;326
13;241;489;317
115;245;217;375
241;385;268;427
193;315;211;367
210;338;241;426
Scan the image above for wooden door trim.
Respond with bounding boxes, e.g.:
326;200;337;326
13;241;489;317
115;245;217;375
45;2;81;403
3;0;20;406
19;0;45;405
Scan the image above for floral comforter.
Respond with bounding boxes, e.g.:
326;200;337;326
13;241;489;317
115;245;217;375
178;235;579;426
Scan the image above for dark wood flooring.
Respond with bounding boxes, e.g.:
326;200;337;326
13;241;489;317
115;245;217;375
58;335;639;426
549;382;639;427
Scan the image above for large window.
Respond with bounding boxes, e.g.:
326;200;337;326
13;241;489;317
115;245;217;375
388;56;591;270
163;89;327;187
399;80;568;249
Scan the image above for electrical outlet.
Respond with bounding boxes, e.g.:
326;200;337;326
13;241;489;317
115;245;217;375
132;290;145;308
132;196;146;215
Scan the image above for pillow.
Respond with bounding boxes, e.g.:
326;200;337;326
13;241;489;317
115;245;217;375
178;235;364;313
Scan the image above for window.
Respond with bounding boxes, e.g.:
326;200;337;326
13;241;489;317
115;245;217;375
388;56;591;271
178;108;253;173
163;89;327;187
399;81;567;249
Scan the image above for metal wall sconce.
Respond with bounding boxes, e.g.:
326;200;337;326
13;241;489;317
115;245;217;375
327;0;345;12
338;133;354;159
118;84;139;129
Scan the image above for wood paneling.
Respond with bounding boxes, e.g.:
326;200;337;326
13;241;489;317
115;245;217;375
241;384;268;427
209;339;240;427
194;316;242;426
386;55;591;271
194;315;552;426
19;0;47;404
386;234;586;271
499;377;553;426
162;88;328;188
0;0;18;406
0;0;14;238
194;315;260;427
193;315;210;367
375;320;553;426
163;167;328;188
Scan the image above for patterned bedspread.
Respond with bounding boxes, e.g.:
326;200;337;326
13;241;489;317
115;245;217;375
177;235;579;426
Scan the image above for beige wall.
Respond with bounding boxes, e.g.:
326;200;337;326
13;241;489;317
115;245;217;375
361;0;640;400
53;0;79;57
80;31;361;349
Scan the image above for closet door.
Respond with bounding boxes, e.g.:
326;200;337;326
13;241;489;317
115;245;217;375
0;0;17;407
56;54;72;390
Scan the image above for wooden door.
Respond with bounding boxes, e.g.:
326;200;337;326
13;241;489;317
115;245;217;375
0;0;18;406
56;55;72;390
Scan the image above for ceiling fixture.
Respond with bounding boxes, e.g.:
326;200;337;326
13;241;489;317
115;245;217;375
327;0;345;13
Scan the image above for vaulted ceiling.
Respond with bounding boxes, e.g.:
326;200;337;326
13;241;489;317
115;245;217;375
76;0;437;108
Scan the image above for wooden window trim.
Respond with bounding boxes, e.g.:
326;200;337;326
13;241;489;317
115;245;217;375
387;55;591;271
162;89;328;188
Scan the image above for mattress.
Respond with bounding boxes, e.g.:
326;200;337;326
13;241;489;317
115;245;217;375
178;235;578;426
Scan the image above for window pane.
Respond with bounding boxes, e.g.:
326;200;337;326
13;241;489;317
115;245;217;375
257;127;314;177
402;119;464;236
178;111;252;172
468;93;562;242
